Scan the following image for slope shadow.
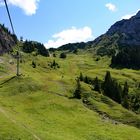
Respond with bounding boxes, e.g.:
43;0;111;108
0;76;16;86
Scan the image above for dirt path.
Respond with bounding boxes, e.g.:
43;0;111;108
83;103;120;125
0;107;41;140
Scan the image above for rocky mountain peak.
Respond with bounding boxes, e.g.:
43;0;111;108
104;10;140;46
135;10;140;17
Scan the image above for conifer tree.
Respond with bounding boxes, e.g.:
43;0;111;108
52;60;56;67
102;71;122;104
112;81;122;104
122;95;129;109
79;72;84;81
94;77;101;93
84;76;89;84
103;71;113;98
73;78;81;99
122;81;129;109
122;81;129;98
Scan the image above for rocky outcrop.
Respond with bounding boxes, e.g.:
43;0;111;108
85;10;140;56
106;11;140;46
0;24;17;55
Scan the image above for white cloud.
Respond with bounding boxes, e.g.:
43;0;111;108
121;9;140;19
121;14;134;19
44;26;94;49
0;0;4;7
105;3;117;12
0;0;40;15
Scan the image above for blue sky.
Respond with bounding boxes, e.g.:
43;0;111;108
0;0;140;48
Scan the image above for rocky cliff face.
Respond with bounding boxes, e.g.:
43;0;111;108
57;11;140;54
106;11;140;46
0;24;17;55
87;10;140;56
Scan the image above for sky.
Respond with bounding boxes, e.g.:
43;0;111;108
0;0;140;48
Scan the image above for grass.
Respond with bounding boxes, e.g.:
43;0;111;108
0;51;140;140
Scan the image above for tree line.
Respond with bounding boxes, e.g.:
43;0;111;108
73;71;140;113
22;40;50;57
111;46;140;69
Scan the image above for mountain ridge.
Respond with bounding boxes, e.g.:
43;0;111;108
0;24;17;55
55;10;140;53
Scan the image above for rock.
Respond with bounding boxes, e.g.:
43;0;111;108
0;24;17;55
9;59;14;65
89;10;140;56
106;10;140;46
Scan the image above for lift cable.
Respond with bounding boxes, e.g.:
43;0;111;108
4;0;15;35
4;0;20;76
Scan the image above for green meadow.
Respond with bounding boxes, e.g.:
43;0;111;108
0;51;140;140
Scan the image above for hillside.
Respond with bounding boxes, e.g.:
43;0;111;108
54;11;140;69
57;42;86;52
0;50;140;139
107;10;140;46
0;24;17;55
0;10;140;140
90;10;140;57
54;11;140;54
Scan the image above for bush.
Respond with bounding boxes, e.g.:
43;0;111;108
32;61;36;68
53;53;56;57
60;52;67;59
50;60;60;69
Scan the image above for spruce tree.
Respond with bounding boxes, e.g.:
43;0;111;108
103;71;113;98
112;81;122;104
102;71;122;104
122;81;129;109
73;78;81;99
122;81;129;98
84;76;89;84
122;95;129;109
79;72;84;81
52;60;56;67
94;77;101;93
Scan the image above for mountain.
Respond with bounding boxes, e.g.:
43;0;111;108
57;42;86;51
0;17;140;140
56;11;140;55
55;11;140;69
89;10;140;55
107;10;140;46
0;24;17;55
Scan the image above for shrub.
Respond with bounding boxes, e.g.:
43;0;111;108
60;52;67;59
32;61;36;68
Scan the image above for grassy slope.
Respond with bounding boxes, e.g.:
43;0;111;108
0;51;140;140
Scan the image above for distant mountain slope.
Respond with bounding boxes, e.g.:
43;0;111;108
90;10;140;55
107;11;140;46
54;42;86;52
0;24;17;55
56;11;140;55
